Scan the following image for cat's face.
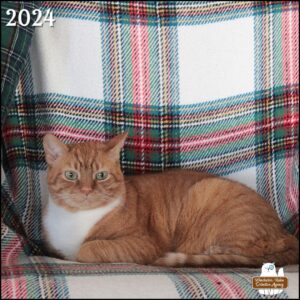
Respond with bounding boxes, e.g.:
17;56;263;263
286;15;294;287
43;133;127;211
261;262;276;275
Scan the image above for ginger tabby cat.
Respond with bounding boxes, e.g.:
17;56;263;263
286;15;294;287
42;133;299;267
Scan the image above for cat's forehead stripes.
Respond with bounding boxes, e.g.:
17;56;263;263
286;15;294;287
69;142;103;170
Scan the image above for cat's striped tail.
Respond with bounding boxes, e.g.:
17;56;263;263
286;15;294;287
154;235;299;267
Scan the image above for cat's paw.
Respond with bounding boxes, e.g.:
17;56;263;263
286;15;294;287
76;242;95;263
153;252;187;267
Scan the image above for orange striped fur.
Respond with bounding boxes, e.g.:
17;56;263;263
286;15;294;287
42;133;299;267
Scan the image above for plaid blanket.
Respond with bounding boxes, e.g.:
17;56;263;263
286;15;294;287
1;1;40;128
1;1;299;299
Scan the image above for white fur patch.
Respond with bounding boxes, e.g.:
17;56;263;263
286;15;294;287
154;252;187;267
164;252;187;265
43;196;121;261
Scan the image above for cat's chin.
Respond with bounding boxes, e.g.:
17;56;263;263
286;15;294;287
67;200;114;211
73;200;112;211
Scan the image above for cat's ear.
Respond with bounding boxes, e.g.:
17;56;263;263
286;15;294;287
43;134;68;165
105;132;128;160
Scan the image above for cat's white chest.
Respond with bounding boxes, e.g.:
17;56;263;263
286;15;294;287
43;197;121;261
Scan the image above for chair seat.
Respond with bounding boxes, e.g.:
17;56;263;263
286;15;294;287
1;223;298;299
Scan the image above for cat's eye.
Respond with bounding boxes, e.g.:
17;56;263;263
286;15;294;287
64;170;78;181
265;264;274;270
95;171;108;181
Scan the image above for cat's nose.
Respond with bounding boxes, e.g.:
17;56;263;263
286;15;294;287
81;187;92;196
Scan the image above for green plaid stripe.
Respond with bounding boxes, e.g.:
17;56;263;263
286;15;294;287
1;1;41;127
254;3;299;233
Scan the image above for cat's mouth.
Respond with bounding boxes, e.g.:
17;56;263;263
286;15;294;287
75;195;100;206
71;194;111;208
52;192;112;210
78;195;92;202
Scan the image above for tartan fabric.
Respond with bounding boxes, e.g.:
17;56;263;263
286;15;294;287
1;225;297;299
1;1;299;299
1;1;41;128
